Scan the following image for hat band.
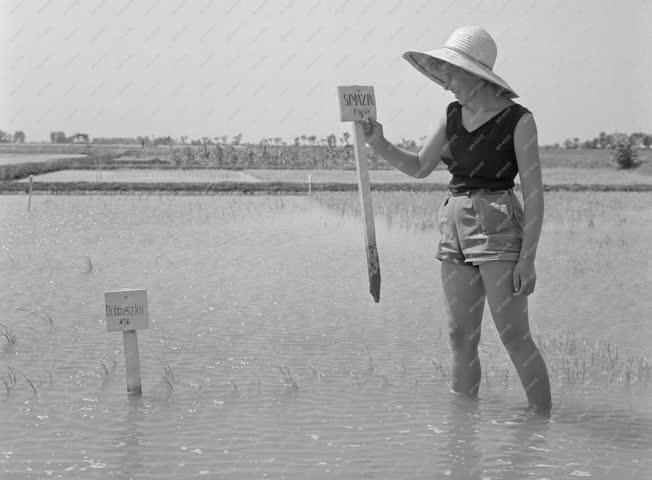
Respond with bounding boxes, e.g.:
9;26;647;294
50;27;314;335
444;45;493;70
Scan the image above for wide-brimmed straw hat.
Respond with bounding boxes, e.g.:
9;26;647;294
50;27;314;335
403;26;518;99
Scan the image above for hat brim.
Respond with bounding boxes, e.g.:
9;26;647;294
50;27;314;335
402;49;518;99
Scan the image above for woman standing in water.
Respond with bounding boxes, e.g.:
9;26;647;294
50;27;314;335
363;26;551;414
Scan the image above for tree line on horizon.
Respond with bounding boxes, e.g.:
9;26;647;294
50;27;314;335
0;129;651;151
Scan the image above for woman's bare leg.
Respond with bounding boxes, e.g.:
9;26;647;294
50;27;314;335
478;260;551;412
440;260;486;397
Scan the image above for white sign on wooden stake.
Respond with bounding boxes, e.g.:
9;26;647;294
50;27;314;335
337;85;377;122
337;85;381;303
104;289;149;395
105;289;149;332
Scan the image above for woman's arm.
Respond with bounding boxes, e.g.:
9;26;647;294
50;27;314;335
513;113;543;263
368;119;447;179
368;136;421;178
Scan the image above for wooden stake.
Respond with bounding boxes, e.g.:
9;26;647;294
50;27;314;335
122;330;142;395
105;289;149;396
337;85;381;303
352;121;381;303
27;175;33;212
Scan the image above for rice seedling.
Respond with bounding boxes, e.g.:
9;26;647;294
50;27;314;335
619;358;634;385
306;362;318;375
534;328;649;387
229;377;239;393
154;354;174;391
97;357;117;380
275;365;298;390
0;323;17;345
399;359;407;376
606;343;618;370
24;376;37;394
84;255;93;273
39;311;54;326
0;366;17;393
377;374;390;390
98;362;109;379
431;357;447;379
306;362;324;379
365;344;376;374
31;372;53;390
637;356;650;379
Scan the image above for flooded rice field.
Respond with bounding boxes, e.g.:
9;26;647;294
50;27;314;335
17;169;263;184
18;166;652;185
0;154;88;166
0;192;650;479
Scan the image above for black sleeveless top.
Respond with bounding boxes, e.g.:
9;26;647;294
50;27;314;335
442;101;531;192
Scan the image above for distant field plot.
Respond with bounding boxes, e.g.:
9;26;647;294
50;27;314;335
0;153;88;165
246;169;451;183
536;167;652;185
17;168;262;183
19;168;448;184
16;166;652;186
540;148;652;171
246;167;652;185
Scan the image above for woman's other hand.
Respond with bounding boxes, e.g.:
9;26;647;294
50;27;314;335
513;258;536;296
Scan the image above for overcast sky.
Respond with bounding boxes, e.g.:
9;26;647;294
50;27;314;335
2;0;650;145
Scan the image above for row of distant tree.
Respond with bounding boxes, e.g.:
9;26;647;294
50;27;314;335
559;132;652;150
0;130;26;143
0;129;651;150
54;132;351;148
6;130;359;148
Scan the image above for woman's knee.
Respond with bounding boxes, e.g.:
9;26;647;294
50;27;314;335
498;324;533;352
448;323;481;352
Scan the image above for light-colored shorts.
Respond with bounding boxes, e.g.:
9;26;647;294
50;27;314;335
436;188;524;266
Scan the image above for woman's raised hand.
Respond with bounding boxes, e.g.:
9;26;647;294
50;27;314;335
362;118;385;147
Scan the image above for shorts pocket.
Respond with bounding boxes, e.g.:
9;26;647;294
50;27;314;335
438;196;450;235
473;194;515;236
510;194;525;235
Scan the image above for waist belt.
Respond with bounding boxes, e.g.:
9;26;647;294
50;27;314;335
448;187;513;197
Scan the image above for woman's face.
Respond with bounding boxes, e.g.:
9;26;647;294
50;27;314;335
433;61;485;104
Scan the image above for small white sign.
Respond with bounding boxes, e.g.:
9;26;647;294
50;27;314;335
337;85;376;122
105;289;149;332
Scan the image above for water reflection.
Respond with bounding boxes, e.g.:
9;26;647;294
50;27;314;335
114;397;147;477
439;396;553;480
484;407;552;479
442;395;483;479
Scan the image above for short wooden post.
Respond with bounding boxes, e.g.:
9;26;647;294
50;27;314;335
27;175;33;212
337;85;381;303
122;330;142;395
105;289;149;395
308;175;312;195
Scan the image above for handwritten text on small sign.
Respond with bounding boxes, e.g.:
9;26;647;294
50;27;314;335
105;289;149;332
337;85;376;122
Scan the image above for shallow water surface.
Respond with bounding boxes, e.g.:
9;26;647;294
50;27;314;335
0;153;88;165
20;166;652;185
0;193;650;479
